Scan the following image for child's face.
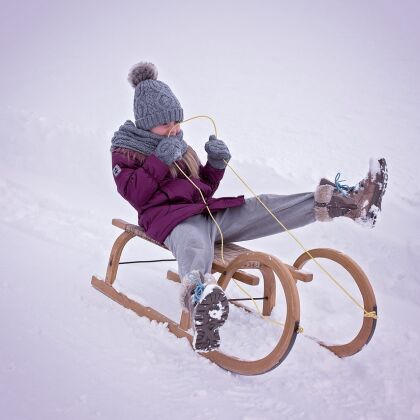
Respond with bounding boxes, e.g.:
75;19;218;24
150;121;180;136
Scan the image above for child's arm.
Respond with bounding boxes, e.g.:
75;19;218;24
112;153;169;208
200;135;232;195
199;162;225;195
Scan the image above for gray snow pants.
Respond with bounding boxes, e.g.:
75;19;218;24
163;192;316;278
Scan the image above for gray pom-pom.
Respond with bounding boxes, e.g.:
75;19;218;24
128;62;158;88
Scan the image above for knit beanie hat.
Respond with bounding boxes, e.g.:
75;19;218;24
128;62;184;130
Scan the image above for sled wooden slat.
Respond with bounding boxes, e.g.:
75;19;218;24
214;243;312;283
166;268;260;286
112;218;260;286
111;218;312;284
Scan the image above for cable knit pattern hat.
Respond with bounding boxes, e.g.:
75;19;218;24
128;62;183;130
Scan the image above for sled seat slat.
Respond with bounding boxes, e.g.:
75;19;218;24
112;219;260;285
111;218;312;284
213;243;313;283
166;268;259;286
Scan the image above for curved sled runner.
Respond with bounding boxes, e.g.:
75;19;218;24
91;219;377;375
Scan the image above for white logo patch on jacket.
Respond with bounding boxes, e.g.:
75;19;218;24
113;164;122;177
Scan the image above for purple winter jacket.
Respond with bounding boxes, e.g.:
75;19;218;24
111;149;245;244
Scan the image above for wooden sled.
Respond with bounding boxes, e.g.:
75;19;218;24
91;219;377;376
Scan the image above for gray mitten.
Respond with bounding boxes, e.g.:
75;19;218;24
154;136;183;165
204;135;231;169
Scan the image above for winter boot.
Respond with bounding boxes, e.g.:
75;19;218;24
314;158;388;227
180;270;229;352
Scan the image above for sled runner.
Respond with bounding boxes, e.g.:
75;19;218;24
91;218;377;376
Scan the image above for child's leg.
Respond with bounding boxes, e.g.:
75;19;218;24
164;213;229;352
213;192;315;243
163;213;215;278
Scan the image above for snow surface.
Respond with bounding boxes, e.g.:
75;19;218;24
1;1;420;419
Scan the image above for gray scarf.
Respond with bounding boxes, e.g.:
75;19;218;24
110;120;187;156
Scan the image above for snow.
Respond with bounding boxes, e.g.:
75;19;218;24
208;302;224;321
369;157;381;176
1;0;420;419
200;283;220;301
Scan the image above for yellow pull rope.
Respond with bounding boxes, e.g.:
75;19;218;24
224;161;377;320
169;115;376;322
173;161;226;263
168;115;218;138
173;160;293;328
173;161;285;328
170;115;225;264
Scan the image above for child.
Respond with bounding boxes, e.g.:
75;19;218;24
110;62;388;352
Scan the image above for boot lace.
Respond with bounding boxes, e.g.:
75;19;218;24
334;173;353;196
192;282;205;304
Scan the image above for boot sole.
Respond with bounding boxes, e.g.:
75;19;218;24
192;288;229;353
366;158;388;226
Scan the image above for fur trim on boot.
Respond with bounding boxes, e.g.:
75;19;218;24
179;270;203;312
314;184;334;222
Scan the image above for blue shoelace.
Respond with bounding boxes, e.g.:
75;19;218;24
334;172;353;196
192;282;205;304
